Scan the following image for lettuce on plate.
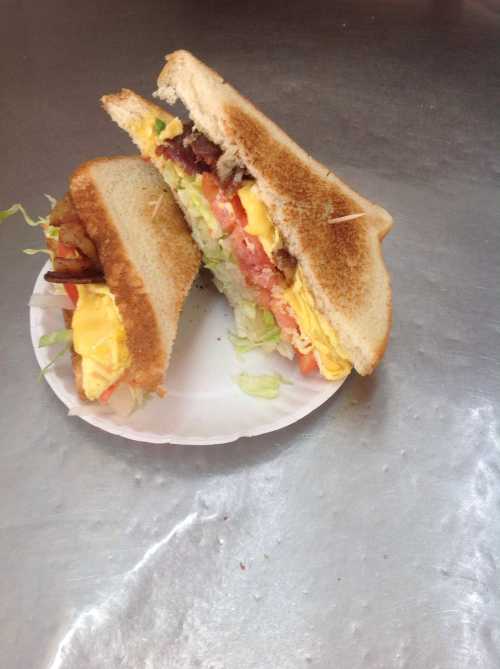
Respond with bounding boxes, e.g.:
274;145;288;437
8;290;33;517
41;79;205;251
38;328;73;348
236;372;291;399
37;329;73;379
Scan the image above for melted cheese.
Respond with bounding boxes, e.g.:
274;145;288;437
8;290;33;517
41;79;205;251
284;269;352;380
132;114;183;156
238;183;280;259
72;285;131;401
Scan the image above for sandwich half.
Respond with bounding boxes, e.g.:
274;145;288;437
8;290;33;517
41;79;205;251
103;50;392;379
42;156;200;411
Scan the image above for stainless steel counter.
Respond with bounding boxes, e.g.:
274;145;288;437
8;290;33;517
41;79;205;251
1;1;499;667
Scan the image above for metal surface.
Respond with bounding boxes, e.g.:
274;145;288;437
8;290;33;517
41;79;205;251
1;1;499;667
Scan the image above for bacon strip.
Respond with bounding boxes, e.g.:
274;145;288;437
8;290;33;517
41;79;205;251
44;270;105;284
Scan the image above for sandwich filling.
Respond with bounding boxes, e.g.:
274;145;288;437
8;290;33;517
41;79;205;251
72;284;130;401
43;196;132;403
134;114;351;380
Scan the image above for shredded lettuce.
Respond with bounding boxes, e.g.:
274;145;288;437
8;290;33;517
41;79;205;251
229;306;281;354
236;372;291;399
45;224;59;240
38;328;73;348
38;344;71;379
0;203;48;227
44;194;57;209
1;195;57;228
23;248;54;260
37;329;73;379
234;303;281;349
229;334;259;354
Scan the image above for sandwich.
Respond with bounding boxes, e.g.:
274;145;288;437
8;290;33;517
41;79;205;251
23;156;199;412
103;50;392;380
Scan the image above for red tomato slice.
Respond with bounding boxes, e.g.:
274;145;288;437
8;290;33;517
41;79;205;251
271;300;297;332
57;241;78;258
231;194;248;227
202;173;290;318
201;172;220;202
202;173;239;234
229;226;272;270
256;287;273;309
64;283;78;305
297;351;319;375
247;267;280;292
99;382;119;405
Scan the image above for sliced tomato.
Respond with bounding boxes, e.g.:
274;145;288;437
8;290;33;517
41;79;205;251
271;300;298;332
57;241;78;258
202;173;239;233
64;283;78;305
229;226;272;271
297;351;319;375
99;382;119;405
256;287;273;309
201;172;220;202
202;174;289;316
231;194;248;226
248;267;280;292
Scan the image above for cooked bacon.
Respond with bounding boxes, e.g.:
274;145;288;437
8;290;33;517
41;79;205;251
221;167;247;196
52;255;95;274
189;133;221;166
156;122;222;175
156;137;201;175
273;248;297;284
49;194;81;228
58;219;99;263
44;270;105;284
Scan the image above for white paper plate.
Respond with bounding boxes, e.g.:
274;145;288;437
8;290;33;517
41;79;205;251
30;262;346;444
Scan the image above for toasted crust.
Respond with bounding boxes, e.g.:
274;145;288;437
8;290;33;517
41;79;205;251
155;50;393;374
102;89;173;133
70;157;200;394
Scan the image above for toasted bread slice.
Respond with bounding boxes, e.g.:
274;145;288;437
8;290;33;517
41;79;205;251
153;50;393;374
69;156;200;394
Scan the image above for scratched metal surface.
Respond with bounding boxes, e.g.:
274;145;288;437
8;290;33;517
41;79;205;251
1;1;499;668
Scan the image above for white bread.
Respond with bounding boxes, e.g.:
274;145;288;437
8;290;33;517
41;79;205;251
69;156;200;394
155;50;393;374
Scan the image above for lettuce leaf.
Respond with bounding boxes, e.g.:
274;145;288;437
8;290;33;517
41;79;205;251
1;194;57;229
228;334;259;354
0;203;47;227
229;308;281;354
233;303;281;350
23;248;54;260
236;372;291;399
44;194;57;209
45;224;59;240
38;344;71;379
38;328;73;348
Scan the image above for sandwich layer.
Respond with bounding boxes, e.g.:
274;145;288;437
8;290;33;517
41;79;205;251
103;92;353;379
69;156;200;395
155;50;393;374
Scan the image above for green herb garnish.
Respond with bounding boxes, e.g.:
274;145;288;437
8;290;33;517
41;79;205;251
153;118;166;135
